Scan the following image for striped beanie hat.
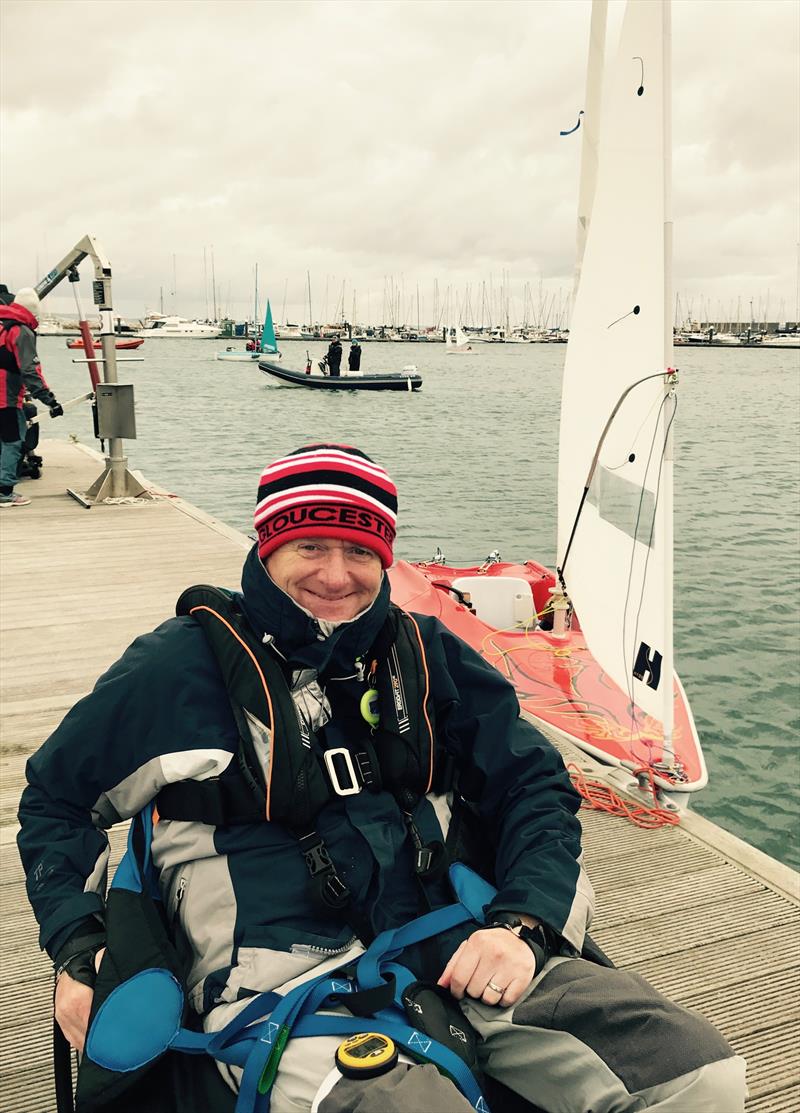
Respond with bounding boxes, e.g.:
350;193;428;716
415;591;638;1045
255;444;398;567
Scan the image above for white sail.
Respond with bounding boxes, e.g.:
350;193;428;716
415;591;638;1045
557;0;675;732
574;0;608;289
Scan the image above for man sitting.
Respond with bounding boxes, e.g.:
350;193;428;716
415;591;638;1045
18;443;745;1112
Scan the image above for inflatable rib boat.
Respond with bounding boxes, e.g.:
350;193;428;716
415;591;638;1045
259;360;422;392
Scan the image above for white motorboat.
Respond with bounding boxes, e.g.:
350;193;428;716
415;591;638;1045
137;315;221;338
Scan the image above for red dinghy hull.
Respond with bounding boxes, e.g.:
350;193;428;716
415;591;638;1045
66;337;144;350
388;559;705;794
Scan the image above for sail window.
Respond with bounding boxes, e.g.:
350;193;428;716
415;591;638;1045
587;466;656;548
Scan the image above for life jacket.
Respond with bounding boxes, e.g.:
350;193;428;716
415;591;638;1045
155;585;453;921
0;305;38;408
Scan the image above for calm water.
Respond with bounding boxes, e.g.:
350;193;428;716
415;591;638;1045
38;336;800;870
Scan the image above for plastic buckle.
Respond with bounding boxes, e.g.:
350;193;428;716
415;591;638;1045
415;847;433;874
324;748;362;796
322;873;350;909
301;838;333;877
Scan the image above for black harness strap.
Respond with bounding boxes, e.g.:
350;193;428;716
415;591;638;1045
157;587;450;930
157;774;262;827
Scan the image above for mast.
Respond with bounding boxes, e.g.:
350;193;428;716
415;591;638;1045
307;270;313;328
661;0;675;761
211;248;218;322
254;263;259;336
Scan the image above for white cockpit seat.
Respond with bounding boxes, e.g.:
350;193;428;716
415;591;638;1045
450;576;536;630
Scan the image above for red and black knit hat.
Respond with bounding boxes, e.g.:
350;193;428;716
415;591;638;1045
254;444;398;567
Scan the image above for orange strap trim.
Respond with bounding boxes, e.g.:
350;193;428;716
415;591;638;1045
189;605;276;821
404;611;435;794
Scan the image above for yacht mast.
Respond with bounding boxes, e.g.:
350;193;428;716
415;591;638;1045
661;0;675;761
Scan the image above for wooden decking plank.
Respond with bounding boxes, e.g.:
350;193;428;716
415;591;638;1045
731;1023;800;1099
0;1064;59;1113
746;1087;800;1113
581;840;723;888
592;891;800;966
680;968;800;1041
632;923;800;999
591;863;763;925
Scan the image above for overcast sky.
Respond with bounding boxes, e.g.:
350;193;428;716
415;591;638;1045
2;0;798;327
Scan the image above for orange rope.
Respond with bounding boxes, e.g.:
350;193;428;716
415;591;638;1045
567;762;681;829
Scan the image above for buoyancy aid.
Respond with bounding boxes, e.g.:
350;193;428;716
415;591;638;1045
156;585;451;920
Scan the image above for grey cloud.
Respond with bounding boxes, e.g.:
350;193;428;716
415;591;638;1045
1;0;797;323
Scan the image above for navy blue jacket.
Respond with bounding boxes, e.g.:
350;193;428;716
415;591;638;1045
18;546;592;1020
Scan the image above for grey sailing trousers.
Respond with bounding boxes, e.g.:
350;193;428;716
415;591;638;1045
230;956;748;1113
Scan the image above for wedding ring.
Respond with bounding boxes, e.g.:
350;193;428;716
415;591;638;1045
487;980;504;994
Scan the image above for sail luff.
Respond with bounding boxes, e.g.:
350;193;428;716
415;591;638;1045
661;0;675;757
574;0;608;292
557;0;672;733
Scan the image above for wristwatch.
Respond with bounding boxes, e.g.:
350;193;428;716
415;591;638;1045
484;913;554;974
53;930;106;989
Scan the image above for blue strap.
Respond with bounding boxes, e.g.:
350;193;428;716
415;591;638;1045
165;990;284;1067
205;990;282;1059
355;902;471;990
110;807;161;900
236;972;353;1113
293;1013;490;1112
355;864;498;991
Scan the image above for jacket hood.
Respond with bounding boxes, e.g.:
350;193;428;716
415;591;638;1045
0;303;38;330
238;542;391;675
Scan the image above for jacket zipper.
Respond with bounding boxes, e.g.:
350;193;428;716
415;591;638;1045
290;935;358;958
174;876;187;921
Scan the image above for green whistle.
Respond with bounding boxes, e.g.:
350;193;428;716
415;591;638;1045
360;688;380;726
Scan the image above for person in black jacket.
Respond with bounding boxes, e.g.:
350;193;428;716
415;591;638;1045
18;444;746;1113
326;336;343;377
348;340;362;373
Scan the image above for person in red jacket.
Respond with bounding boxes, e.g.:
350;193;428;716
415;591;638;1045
0;287;62;507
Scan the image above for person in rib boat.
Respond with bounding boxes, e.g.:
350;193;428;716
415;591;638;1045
18;443;746;1112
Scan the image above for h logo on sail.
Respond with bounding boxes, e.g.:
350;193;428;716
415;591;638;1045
633;642;662;690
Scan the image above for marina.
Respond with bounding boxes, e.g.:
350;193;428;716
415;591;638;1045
32;332;800;873
35;313;800;348
1;440;798;1111
2;0;798;1109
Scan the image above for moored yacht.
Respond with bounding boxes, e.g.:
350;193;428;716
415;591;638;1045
136;315;221;338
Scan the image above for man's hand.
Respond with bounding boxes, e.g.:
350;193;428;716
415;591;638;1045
55;946;105;1052
437;929;536;1009
49;403;63;418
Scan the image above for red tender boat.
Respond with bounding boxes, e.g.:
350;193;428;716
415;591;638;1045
66;337;144;350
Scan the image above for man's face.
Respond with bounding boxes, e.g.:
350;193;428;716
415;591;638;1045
265;537;383;622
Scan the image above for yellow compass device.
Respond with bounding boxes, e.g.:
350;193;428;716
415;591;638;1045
335;1032;398;1079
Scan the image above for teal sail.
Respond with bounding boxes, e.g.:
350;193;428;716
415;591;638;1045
259;300;278;354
